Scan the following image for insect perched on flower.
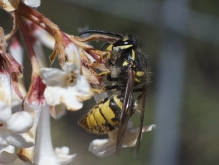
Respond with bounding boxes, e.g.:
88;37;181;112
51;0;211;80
78;30;151;157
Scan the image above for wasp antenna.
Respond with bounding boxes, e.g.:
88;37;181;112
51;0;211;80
79;29;123;38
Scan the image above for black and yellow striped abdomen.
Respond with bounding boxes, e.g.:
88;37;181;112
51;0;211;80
78;95;124;135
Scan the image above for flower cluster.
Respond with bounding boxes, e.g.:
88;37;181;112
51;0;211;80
0;0;155;164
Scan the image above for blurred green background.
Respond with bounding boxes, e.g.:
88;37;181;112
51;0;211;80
1;0;219;165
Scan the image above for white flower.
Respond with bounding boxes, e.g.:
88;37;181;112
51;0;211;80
16;101;44;163
33;104;75;165
40;43;93;111
55;146;76;164
0;146;17;164
22;0;41;8
0;71;33;154
0;100;34;153
17;74;75;165
0;68;36;165
88;122;156;157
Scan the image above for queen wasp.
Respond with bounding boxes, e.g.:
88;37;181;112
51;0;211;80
78;30;150;157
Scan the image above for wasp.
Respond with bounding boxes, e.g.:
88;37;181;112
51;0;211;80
78;30;150;157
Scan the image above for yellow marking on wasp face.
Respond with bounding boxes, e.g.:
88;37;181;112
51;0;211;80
107;52;111;59
134;77;141;82
100;99;117;126
93;108;106;125
113;95;123;110
136;71;144;77
88;112;97;127
106;44;113;51
123;60;128;66
131;49;136;60
117;45;133;50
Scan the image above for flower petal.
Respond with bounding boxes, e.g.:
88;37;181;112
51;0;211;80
9;36;24;66
142;124;156;132
88;139;116;158
88;123;156;157
3;145;15;154
0;71;11;105
40;68;66;86
0;150;17;164
43;77;91;110
75;75;92;100
122;124;156;147
0;125;11;153
6;133;34;148
33;40;47;67
55;147;76;164
21;0;40;8
54;104;66;119
64;43;80;70
0;101;12;124
33;104;60;165
61;61;78;75
16;102;44;164
60;87;83;110
44;86;63;106
6;111;33;133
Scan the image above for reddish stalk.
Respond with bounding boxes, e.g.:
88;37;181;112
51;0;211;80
15;12;40;73
17;9;53;35
18;3;59;36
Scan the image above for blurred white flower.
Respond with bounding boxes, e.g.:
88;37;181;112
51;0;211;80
0;69;33;152
22;0;41;8
89;122;156;157
55;146;76;164
0;146;17;164
16;74;75;165
0;100;34;153
33;103;75;165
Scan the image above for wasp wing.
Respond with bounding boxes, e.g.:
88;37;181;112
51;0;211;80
116;66;135;155
133;84;147;157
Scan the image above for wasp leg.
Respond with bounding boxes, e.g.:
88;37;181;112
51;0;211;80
92;84;120;93
96;71;110;77
92;50;110;63
92;88;105;93
106;74;118;82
